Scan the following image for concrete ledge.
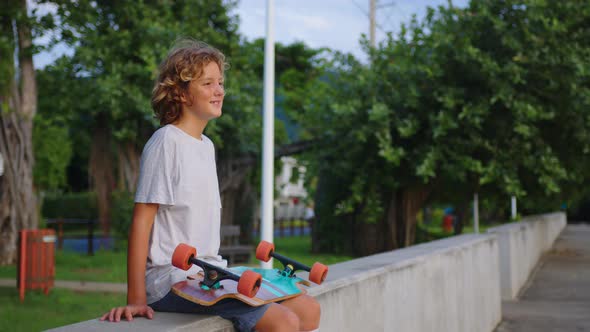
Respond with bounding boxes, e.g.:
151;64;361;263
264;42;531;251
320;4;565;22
48;234;501;332
45;313;233;332
487;212;566;300
309;234;501;332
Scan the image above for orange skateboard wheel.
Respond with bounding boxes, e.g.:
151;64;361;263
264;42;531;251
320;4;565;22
256;241;275;262
237;270;262;298
172;243;196;271
309;262;328;285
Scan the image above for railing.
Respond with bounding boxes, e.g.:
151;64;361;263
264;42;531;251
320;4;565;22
45;218;97;255
252;203;312;238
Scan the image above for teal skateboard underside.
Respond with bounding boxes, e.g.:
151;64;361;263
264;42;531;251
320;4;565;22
231;266;311;296
172;266;310;306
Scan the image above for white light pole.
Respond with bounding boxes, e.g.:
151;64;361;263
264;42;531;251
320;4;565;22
473;193;479;234
260;0;275;269
511;196;517;220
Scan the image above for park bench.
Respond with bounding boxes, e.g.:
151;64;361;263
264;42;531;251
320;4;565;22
218;225;253;265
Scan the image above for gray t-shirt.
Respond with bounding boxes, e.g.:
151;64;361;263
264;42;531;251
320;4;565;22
135;124;226;304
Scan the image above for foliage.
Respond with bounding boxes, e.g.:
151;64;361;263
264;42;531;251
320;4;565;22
44;0;259;153
110;190;135;238
41;191;97;220
295;0;590;253
33;116;72;191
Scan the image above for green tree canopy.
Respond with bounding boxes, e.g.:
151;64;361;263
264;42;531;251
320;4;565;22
296;0;590;255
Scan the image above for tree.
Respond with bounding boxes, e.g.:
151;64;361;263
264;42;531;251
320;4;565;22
296;0;590;256
47;0;245;235
0;0;40;264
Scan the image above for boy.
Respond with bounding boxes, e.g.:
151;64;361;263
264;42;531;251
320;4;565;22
101;40;320;331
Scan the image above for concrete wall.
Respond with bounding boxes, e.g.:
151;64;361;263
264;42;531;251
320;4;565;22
487;212;566;300
308;234;501;332
48;234;502;332
48;212;566;331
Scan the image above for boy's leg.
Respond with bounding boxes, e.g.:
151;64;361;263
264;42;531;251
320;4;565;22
280;295;321;331
255;302;300;332
150;291;271;332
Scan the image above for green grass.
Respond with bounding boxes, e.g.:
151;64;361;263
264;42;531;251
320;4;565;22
54;249;127;282
269;236;353;267
0;235;350;283
0;287;125;332
0;249;127;283
0;235;350;331
416;221;502;244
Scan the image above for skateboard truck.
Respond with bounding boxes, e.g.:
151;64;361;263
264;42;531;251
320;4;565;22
172;243;262;297
256;241;329;284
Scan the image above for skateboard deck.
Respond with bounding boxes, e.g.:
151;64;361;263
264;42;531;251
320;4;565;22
172;266;311;306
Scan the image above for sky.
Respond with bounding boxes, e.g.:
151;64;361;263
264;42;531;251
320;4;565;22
34;0;470;68
234;0;469;59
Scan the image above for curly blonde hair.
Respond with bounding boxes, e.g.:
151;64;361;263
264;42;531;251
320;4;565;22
151;39;227;125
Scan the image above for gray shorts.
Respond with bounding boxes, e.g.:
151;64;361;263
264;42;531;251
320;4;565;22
149;291;270;332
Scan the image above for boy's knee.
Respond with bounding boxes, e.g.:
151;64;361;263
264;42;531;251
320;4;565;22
257;305;300;331
283;310;300;330
272;309;299;331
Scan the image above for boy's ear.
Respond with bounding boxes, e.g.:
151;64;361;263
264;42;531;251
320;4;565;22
179;91;189;104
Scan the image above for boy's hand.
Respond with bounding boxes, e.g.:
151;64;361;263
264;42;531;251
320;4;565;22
100;304;154;322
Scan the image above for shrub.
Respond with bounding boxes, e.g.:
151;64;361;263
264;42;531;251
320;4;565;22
111;190;135;238
41;191;98;220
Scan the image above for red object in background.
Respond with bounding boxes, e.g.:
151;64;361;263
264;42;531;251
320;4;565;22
442;215;454;232
18;229;56;302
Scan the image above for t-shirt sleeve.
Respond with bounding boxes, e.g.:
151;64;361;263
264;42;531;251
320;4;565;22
135;131;177;205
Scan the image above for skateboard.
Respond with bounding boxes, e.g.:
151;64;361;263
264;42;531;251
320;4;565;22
171;241;329;306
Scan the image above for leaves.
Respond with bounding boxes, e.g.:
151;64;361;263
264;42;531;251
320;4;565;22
297;0;590;232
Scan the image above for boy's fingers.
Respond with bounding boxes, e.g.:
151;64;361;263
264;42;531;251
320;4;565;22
115;307;125;322
125;309;134;321
108;308;117;322
146;306;154;319
101;305;152;323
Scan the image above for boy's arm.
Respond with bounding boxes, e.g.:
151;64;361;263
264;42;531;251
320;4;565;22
101;203;158;322
127;203;158;305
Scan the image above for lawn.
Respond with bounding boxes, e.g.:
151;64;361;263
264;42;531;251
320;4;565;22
262;236;353;267
0;287;125;332
0;249;127;282
0;235;352;283
0;235;351;331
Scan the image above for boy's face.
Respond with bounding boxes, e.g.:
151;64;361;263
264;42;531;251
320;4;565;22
182;61;224;121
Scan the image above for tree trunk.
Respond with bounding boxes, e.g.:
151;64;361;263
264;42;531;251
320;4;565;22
89;116;114;235
217;157;253;227
0;113;37;264
117;141;140;192
0;0;38;264
453;201;469;235
353;220;382;256
384;185;432;251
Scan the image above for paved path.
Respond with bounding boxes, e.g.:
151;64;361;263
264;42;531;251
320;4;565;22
495;224;590;332
0;278;126;293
